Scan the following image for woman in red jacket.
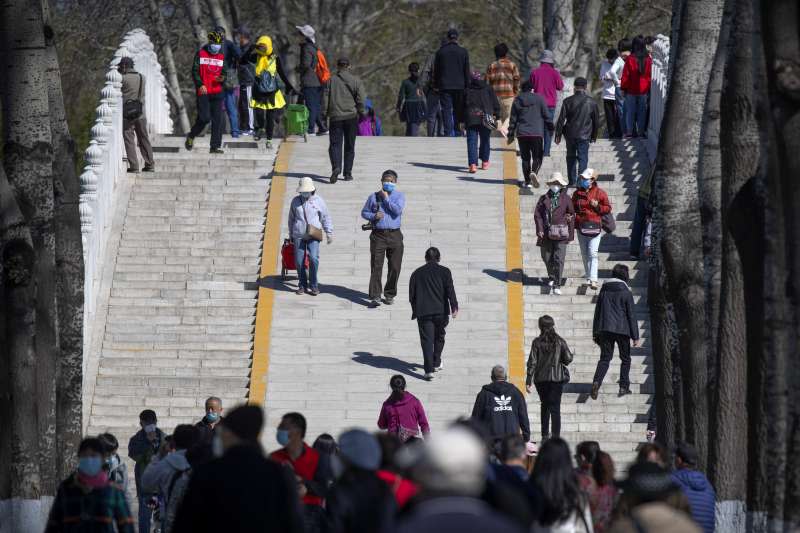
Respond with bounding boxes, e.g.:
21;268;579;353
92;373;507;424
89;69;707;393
572;168;611;290
620;35;652;138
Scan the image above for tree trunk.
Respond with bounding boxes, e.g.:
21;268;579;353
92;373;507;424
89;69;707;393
544;0;576;75
1;0;59;498
227;0;239;30
150;0;191;133
185;0;206;49
572;0;603;86
649;264;678;449
41;3;84;483
653;0;723;472
518;0;544;74
205;0;231;36
272;0;296;90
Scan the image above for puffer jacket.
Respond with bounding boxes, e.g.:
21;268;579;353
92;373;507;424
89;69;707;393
620;54;653;96
534;189;575;243
572;183;612;227
671;469;716;533
508;91;552;138
526;336;573;385
555;91;600;141
463;78;501;128
287;194;333;240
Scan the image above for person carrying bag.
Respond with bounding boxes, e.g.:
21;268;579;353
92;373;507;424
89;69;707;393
534;172;575;296
287;177;333;296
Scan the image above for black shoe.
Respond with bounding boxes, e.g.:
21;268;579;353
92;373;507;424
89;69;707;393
317;129;329;136
127;168;140;173
591;382;600;400
618;387;632;397
184;137;194;151
330;173;338;184
382;296;394;305
343;174;354;181
210;148;224;154
368;299;381;308
254;131;263;141
142;166;155;172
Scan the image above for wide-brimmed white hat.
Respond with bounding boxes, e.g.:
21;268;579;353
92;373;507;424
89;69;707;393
546;172;568;187
297;177;316;193
295;24;316;43
580;167;597;180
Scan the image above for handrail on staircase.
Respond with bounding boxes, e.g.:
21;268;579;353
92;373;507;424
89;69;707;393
646;34;670;163
80;29;173;372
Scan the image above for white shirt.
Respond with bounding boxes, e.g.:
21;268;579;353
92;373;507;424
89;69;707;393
600;58;623;100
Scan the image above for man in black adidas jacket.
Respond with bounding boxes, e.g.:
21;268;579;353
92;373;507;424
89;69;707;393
471;365;531;443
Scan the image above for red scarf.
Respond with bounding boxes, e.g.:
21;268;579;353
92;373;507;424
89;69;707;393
77;470;109;489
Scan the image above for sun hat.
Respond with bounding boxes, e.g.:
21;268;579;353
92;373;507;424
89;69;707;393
297;177;316;193
539;50;555;64
580;168;597;181
295;24;316;43
338;429;382;471
546;172;568;187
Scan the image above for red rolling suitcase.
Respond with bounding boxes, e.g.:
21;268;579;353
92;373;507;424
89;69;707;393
281;238;309;280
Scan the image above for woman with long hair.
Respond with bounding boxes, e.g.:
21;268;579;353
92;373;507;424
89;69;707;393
526;315;573;439
590;451;618;533
620;35;652;138
529;438;593;532
377;375;430;441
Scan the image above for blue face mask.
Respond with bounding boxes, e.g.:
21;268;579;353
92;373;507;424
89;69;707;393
208;44;222;54
579;179;592;190
206;411;220;423
382;182;396;193
300;192;311;200
105;455;120;470
79;456;104;477
276;429;290;446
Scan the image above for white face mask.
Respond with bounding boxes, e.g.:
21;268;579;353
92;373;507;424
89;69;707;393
549;185;561;194
212;433;224;458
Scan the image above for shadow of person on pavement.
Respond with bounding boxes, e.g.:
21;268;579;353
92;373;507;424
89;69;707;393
351;351;427;380
258;276;372;306
407;161;465;172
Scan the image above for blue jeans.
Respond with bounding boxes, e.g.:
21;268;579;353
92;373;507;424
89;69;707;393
223;88;239;135
625;94;648;136
293;238;320;289
466;125;491;166
578;232;602;282
543;106;556;156
138;496;151;533
616;87;625;135
303;87;323;134
565;138;590;186
425;92;444;137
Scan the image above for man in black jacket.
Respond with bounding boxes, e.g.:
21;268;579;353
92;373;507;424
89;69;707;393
434;28;470;136
409;247;459;380
591;264;640;399
554;77;600;187
471;366;531;443
172;405;304;533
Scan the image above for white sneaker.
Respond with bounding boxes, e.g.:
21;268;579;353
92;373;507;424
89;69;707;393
435;362;444;372
530;171;540;188
553;287;562;295
524;183;532;189
424;372;434;380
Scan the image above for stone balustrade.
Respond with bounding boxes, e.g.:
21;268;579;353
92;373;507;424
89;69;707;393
647;34;670;162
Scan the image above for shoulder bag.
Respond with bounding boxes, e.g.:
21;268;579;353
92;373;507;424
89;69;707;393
123;74;144;120
300;200;324;241
546;200;570;240
601;212;616;233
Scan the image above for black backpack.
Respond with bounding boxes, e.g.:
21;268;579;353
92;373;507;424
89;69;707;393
123;73;144;120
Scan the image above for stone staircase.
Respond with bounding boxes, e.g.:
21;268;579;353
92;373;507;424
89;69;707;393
85;135;278;441
519;139;652;467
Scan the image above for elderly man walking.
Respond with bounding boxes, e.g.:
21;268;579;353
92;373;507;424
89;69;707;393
472;366;530;444
409;247;459;380
119;57;155;173
555;77;600;188
323;58;366;183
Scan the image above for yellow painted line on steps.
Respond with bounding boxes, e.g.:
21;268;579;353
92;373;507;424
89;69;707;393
503;148;526;392
249;141;293;406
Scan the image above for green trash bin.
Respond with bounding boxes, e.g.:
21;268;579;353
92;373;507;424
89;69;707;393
284;104;309;142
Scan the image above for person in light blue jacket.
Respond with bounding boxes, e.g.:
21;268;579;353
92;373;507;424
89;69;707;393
288;177;333;295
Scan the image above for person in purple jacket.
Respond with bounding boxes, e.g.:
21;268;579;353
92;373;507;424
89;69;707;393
377;375;431;442
530;50;564;157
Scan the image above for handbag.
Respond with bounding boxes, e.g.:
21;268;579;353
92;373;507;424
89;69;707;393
123;73;144;120
547;223;570;240
300;201;323;241
601;212;616;233
579;220;602;236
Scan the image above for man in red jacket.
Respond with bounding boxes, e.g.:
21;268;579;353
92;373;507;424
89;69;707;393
185;31;226;154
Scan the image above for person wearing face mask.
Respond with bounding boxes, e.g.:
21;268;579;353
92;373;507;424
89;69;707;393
250;34;296;150
534;172;575;295
270;412;332;533
195;396;224;446
99;432;129;492
288;177;334;296
173;405;305;533
128;409;164;533
45;438;135;533
396;62;426;136
572;168;611;290
185;31;227;154
142;425;197;532
361;169;405;307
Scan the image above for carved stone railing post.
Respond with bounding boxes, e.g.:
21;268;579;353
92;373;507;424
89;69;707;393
647;35;670;163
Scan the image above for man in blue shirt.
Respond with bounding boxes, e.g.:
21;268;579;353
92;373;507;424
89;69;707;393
361;170;405;307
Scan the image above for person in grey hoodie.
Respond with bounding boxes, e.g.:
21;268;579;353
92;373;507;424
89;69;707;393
142;425;197;532
323;58;367;183
508;80;553;189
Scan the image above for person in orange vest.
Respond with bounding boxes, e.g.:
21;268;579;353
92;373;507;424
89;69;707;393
185;31;227;154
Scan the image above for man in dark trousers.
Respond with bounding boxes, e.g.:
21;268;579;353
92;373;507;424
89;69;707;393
119;57;154;173
471;365;531;444
172;405;304;533
554;76;600;187
409;247;459;380
361;170;405;307
185;31;226;154
323;58;366;183
434;28;470;136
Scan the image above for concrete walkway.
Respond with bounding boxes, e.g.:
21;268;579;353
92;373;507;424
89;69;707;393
262;136;511;448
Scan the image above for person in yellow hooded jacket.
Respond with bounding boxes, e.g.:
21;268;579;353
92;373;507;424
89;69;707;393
249;35;296;149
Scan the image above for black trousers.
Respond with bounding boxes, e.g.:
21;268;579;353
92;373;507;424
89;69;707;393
592;332;632;388
518;136;544;183
418;314;449;374
189;93;224;149
369;229;403;299
255;107;283;140
539;239;567;287
329;118;358;175
535;381;564;438
603;98;621;138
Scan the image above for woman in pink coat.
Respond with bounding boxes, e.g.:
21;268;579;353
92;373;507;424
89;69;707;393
377;375;430;441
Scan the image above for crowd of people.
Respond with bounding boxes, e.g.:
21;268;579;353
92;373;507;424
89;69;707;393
45;395;717;533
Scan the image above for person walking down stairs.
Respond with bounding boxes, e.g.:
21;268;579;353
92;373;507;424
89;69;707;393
185;31;227;154
534;173;575;295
